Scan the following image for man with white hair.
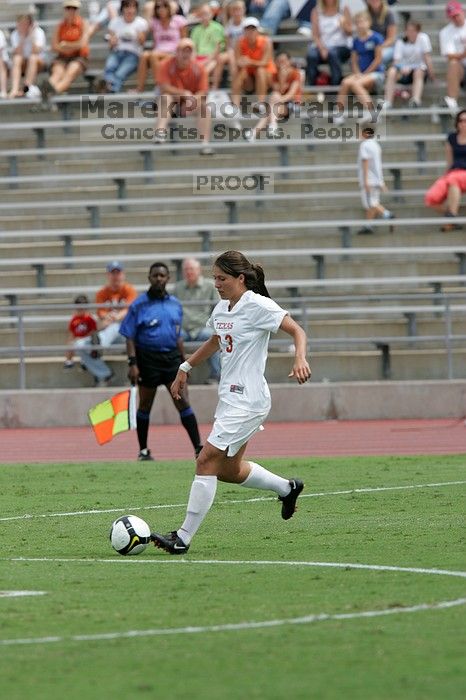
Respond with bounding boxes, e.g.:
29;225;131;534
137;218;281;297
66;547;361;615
174;258;221;383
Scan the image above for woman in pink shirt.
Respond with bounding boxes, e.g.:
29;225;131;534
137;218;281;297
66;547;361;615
136;0;187;91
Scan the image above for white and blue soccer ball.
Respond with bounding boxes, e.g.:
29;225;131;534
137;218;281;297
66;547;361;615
110;515;151;555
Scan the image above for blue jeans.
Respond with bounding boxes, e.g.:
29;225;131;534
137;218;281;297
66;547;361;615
103;50;139;93
260;0;311;35
181;328;221;380
306;45;351;86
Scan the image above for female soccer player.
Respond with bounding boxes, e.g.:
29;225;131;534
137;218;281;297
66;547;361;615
151;250;311;554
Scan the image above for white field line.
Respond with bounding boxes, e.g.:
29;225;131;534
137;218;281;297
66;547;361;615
0;591;46;598
4;558;466;579
0;479;464;523
0;597;465;647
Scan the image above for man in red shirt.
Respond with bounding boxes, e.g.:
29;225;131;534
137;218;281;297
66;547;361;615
155;37;213;154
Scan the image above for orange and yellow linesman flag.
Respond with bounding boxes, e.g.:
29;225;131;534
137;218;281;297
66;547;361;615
88;386;137;445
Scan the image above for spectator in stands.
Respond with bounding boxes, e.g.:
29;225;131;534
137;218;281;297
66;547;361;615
41;0;90;106
333;10;384;124
231;16;275;109
95;261;138;348
211;0;245;89
306;0;352;87
0;28;8;98
135;0;187;92
87;0;120;39
7;14;47;99
121;261;203;461
383;20;435;109
98;0;149;93
250;51;303;137
439;1;466;114
425;109;466;231
357;125;393;234
190;3;226;82
155;37;213;153
64;294;114;387
365;0;397;64
174;257;221;383
258;0;316;38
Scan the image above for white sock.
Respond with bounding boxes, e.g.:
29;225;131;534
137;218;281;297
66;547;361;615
178;475;217;545
240;461;291;497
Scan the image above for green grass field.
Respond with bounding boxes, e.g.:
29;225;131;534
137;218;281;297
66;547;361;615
0;454;465;700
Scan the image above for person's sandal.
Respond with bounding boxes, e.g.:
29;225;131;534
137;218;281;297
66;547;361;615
441;212;463;232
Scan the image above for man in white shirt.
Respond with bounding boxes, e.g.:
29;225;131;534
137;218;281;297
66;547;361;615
357;126;394;234
439;1;466;113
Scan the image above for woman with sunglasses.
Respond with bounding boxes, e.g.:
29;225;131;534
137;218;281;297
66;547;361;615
135;0;187;92
425;109;466;231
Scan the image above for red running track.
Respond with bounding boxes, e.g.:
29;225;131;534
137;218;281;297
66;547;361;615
1;419;465;463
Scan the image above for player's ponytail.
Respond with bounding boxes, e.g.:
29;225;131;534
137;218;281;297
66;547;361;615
250;263;270;297
214;251;271;298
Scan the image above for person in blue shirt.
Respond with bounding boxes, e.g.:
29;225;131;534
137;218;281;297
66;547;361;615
333;10;385;125
120;261;202;461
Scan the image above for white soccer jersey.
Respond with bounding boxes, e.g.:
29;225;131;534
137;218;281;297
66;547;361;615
207;290;288;414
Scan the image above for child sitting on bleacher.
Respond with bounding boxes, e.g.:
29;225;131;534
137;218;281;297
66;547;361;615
383;20;435;109
333;10;384;124
211;0;245;90
64;294;114;387
249;51;303;139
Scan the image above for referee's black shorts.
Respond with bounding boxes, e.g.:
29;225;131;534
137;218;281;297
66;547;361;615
135;348;182;388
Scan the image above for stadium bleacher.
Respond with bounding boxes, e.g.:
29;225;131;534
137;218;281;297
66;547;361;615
1;0;465;392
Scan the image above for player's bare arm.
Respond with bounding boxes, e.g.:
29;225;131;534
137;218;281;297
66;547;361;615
279;315;311;384
171;335;220;399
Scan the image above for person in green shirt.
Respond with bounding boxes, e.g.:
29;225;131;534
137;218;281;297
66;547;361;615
174;257;221;383
190;3;225;82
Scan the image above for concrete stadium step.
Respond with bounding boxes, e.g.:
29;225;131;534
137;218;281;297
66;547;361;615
1;347;463;390
0;255;461;288
2;316;464;349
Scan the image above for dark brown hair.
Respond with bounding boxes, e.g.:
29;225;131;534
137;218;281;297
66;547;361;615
214;250;270;297
154;0;173;17
455;109;466;130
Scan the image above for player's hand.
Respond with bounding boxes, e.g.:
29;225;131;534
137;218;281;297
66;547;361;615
170;370;188;400
128;365;139;385
288;358;311;384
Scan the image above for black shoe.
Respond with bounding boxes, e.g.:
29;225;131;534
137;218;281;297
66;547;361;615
195;444;203;458
137;449;154;461
278;479;304;520
357;225;374;235
151;530;189;554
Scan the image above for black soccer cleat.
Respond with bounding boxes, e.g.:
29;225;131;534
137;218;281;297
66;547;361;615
278;479;304;520
151;530;190;555
195;444;203;458
137;449;154;461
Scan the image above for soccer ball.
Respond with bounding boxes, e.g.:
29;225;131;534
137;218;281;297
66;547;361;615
109;515;151;555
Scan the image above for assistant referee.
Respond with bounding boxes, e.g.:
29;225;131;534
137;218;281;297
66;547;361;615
120;262;203;461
